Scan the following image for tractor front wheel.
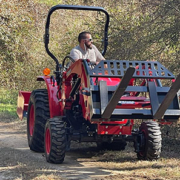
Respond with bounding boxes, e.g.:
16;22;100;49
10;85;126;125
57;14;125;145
27;89;50;152
44;117;67;164
136;121;162;160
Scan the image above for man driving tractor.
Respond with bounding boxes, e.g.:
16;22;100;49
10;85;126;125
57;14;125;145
70;31;105;64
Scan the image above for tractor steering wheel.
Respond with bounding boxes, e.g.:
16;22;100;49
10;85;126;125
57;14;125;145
62;56;75;70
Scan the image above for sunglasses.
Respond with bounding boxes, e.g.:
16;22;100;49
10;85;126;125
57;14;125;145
84;38;93;42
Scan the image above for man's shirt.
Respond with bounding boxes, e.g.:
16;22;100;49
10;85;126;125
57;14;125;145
70;44;105;64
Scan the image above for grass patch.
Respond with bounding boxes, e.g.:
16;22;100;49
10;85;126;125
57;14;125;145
0;88;17;105
34;0;63;6
90;143;180;180
0;103;17;119
0;88;18;119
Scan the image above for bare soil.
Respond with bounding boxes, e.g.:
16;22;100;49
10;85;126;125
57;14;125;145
0;118;180;180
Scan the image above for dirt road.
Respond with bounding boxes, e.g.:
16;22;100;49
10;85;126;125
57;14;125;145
0;119;124;180
1;119;180;180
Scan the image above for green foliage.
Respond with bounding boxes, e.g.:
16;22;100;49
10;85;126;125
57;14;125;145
0;104;17;119
0;89;17;118
36;0;63;6
0;0;180;106
0;89;17;105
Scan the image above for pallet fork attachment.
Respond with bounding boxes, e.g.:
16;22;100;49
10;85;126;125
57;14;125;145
152;74;180;119
90;60;180;121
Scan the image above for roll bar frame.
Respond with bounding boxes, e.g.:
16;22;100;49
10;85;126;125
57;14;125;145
44;5;109;70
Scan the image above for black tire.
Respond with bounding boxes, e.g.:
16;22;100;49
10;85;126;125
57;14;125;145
27;89;50;152
44;117;67;164
97;140;127;151
137;121;162;160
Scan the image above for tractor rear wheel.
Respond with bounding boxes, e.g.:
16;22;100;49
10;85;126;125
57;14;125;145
27;89;50;152
44;117;67;164
137;121;162;160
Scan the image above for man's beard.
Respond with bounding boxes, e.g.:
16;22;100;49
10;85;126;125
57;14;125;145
85;42;92;49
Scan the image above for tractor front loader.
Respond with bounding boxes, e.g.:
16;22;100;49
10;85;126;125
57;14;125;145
17;5;180;164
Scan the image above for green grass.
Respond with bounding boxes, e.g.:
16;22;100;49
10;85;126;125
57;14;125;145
0;103;17;119
34;0;63;6
0;88;17;105
0;88;18;119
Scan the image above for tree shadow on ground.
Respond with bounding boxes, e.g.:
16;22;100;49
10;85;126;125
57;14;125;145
0;145;114;180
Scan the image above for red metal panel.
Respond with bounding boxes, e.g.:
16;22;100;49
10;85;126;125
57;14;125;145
158;119;173;125
97;119;133;135
17;91;31;120
37;76;62;118
20;91;31;111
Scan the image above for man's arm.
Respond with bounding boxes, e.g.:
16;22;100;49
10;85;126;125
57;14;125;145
92;45;108;73
92;45;105;64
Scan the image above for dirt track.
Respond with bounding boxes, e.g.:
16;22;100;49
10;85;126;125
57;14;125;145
1;119;180;180
0;119;123;180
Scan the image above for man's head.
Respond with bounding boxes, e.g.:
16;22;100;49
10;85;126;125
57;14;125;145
78;31;93;49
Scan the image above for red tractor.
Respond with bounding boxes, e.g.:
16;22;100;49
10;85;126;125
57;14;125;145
17;5;180;164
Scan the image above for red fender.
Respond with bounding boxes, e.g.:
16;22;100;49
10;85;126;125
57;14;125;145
37;76;62;118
